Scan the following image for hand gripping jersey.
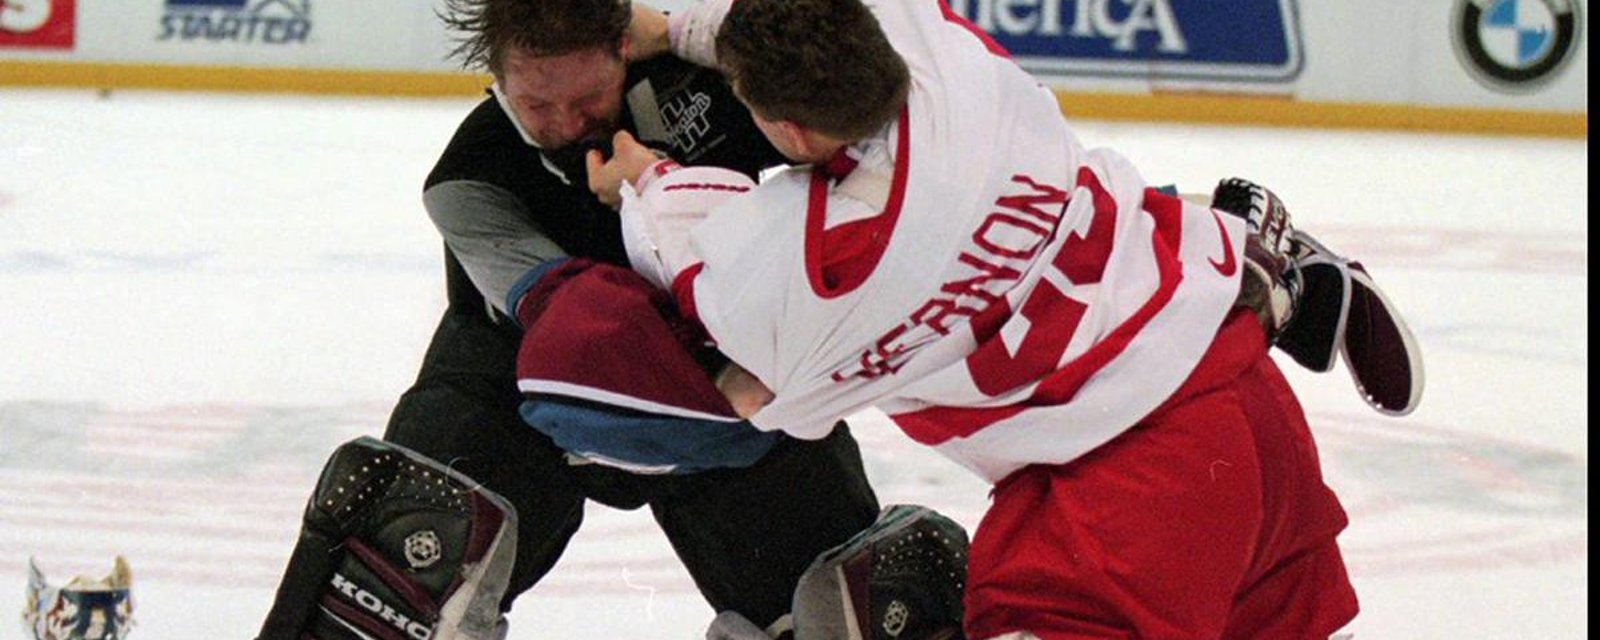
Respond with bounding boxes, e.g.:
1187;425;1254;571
635;0;1247;483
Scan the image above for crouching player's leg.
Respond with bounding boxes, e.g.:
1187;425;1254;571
256;436;517;640
707;505;971;640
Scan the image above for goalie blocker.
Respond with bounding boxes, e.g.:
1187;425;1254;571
256;436;517;640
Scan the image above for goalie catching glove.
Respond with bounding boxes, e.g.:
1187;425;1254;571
255;436;517;640
1212;178;1425;416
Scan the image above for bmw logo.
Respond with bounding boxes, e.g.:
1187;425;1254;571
1454;0;1583;91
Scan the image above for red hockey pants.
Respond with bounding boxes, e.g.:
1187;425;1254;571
964;313;1359;639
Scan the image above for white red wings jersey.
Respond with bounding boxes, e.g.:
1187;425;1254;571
647;0;1246;482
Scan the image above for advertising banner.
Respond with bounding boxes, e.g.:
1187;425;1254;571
0;0;1585;136
156;0;312;46
944;0;1303;83
1451;0;1584;93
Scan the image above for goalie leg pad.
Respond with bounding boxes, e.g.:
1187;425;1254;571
1211;178;1424;416
1342;261;1425;415
258;436;517;640
792;505;970;640
1277;231;1425;415
1273;232;1352;374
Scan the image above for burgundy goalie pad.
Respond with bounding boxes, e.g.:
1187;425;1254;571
1212;178;1424;416
1273;236;1351;374
256;436;517;640
1343;261;1425;415
1279;232;1425;416
791;505;969;640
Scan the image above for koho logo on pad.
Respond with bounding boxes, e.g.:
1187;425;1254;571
945;0;1304;83
0;0;76;49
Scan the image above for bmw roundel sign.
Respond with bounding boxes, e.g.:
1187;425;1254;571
1454;0;1584;92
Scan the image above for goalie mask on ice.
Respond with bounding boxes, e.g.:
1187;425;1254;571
22;556;134;640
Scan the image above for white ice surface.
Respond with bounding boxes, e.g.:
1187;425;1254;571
0;89;1586;639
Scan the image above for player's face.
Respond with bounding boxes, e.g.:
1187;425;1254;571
499;45;628;149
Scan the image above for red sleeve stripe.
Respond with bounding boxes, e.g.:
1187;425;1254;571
662;183;752;193
672;262;707;325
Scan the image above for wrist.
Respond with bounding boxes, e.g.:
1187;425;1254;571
632;157;681;193
628;5;672;60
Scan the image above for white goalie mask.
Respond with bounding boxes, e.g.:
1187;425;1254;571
22;556;134;640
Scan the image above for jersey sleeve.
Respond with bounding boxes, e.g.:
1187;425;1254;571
422;97;619;316
424;181;569;315
513;259;777;474
667;0;733;67
678;169;897;441
617;162;757;289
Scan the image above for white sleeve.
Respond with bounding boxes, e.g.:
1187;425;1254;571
683;170;890;440
667;0;733;67
618;162;756;289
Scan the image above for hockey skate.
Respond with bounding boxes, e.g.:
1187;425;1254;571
1213;178;1425;416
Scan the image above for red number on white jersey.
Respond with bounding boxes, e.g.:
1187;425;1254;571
966;168;1117;397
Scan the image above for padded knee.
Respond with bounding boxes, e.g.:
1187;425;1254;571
257;436;517;640
792;505;970;640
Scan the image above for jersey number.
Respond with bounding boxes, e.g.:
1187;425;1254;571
967;168;1117;397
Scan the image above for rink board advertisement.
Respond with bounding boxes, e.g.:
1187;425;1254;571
0;0;459;71
0;0;1587;134
1452;0;1584;92
944;0;1304;82
0;0;77;49
155;0;313;46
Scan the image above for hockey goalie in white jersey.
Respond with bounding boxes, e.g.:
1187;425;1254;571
589;0;1422;637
